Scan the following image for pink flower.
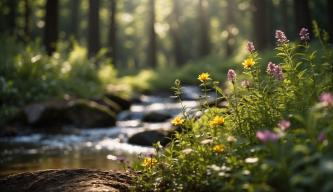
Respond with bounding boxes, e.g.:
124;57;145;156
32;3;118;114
275;30;289;44
256;130;279;143
318;132;326;142
247;41;255;53
299;27;310;41
266;62;283;80
227;69;236;82
319;92;333;107
278;120;291;131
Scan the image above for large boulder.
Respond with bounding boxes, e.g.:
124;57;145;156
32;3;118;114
23;99;117;129
105;94;131;111
142;112;172;123
128;130;172;146
0;169;133;192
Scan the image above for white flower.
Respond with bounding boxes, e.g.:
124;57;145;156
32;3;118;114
245;157;259;164
182;148;193;155
200;139;213;145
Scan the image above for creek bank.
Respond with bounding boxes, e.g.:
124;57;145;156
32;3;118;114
0;169;134;192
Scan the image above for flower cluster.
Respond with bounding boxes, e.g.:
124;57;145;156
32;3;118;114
319;92;333;107
275;30;289;44
171;116;185;126
227;69;236;82
277;120;291;131
299;27;310;41
142;157;158;167
212;144;224;153
266;62;283;80
242;58;255;69
209;116;225;126
256;130;279;143
198;72;210;82
247;41;255;53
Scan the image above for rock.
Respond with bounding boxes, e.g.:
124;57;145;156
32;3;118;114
142;112;172;123
23;99;116;129
0;169;134;192
128;130;171;146
105;94;131;111
93;97;123;113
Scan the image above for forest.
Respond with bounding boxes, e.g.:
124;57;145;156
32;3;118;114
0;0;333;191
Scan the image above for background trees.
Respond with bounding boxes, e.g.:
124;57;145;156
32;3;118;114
0;0;331;68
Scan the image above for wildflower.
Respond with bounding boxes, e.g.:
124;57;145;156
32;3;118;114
318;132;326;142
171;116;185;126
212;144;224;153
299;27;310;41
319;92;333;107
227;69;237;82
227;135;237;143
278;120;291;131
142;157;157;167
245;157;259;164
198;72;210;82
242;58;255;69
247;41;255;53
182;148;193;155
256;130;279;143
275;30;289;44
241;80;250;88
266;62;283;80
200;139;213;145
209;116;225;126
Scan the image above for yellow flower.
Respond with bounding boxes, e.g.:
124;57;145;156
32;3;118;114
171;116;185;126
198;72;210;82
212;144;224;153
209;116;225;126
142;157;157;167
242;58;255;69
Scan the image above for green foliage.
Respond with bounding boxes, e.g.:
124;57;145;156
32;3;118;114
0;37;117;126
135;29;333;191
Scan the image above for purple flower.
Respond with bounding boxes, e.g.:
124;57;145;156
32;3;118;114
278;120;291;131
275;30;289;44
266;62;283;80
247;41;255;53
227;69;237;82
256;130;279;143
299;27;310;41
318;132;326;142
319;92;333;107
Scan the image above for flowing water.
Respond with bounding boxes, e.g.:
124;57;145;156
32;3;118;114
0;86;203;176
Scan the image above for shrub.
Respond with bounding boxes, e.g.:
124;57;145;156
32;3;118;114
135;24;333;191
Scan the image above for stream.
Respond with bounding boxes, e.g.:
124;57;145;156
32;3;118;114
0;86;205;176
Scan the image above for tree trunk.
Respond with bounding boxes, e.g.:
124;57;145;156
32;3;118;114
225;0;236;57
198;0;210;57
171;0;184;66
88;0;100;58
43;0;59;55
293;0;311;33
327;0;333;43
70;0;79;39
7;0;17;35
252;0;268;50
280;0;290;36
147;0;157;68
24;0;31;39
108;0;117;66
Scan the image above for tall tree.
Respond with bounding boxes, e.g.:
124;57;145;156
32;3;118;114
327;0;333;42
88;0;100;58
225;0;236;57
6;0;17;34
108;0;117;66
198;0;211;57
252;0;268;50
24;0;31;39
293;0;311;33
69;0;79;39
44;0;59;55
171;0;184;66
147;0;157;67
280;0;290;36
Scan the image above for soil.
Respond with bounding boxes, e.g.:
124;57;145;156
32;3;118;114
0;169;134;192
